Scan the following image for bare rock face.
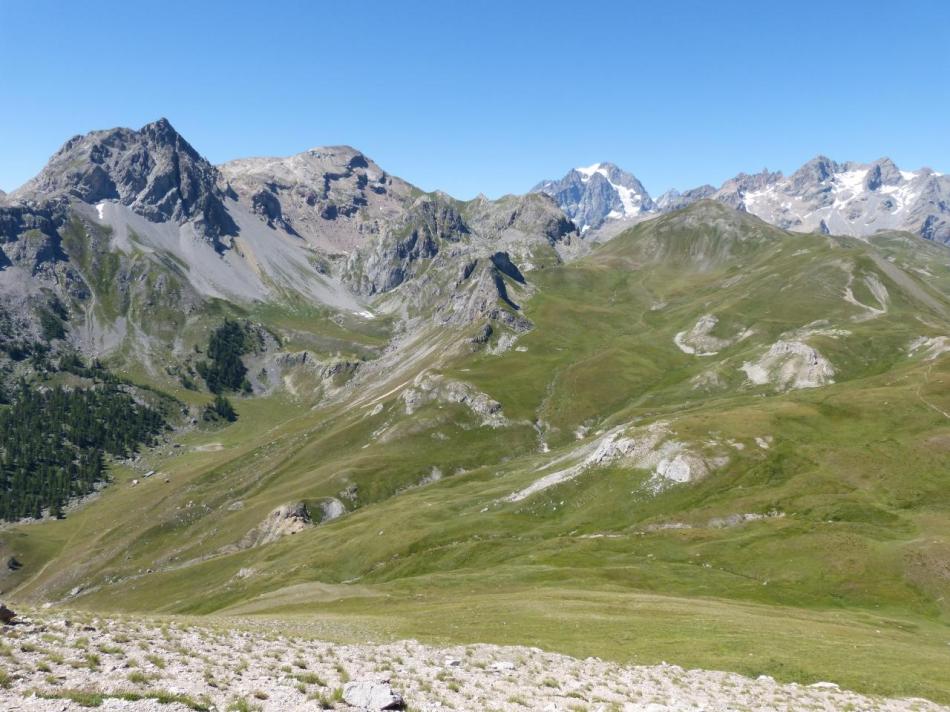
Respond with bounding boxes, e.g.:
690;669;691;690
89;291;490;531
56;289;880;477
342;679;404;710
11;118;237;247
349;194;467;296
239;502;312;549
464;192;577;248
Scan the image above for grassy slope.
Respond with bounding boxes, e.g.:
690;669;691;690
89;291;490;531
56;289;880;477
3;204;950;700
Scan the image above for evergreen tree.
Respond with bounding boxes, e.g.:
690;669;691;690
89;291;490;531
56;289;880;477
0;382;166;521
203;394;237;423
195;320;253;394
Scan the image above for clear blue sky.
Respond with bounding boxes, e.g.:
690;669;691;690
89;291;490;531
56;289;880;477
1;0;948;198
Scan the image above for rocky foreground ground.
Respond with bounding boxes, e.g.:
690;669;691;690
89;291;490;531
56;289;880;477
0;611;944;711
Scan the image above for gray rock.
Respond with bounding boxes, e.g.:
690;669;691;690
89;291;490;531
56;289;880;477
489;660;516;673
342;679;404;710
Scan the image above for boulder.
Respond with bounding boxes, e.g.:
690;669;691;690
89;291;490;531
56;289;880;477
342;679;404;710
0;603;16;624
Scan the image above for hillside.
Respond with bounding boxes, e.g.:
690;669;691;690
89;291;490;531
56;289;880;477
1;123;950;705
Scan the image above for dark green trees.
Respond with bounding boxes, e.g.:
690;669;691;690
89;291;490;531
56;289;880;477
195;320;253;394
203;394;237;423
0;383;165;521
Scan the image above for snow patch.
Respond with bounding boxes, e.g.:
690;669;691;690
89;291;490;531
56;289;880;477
575;163;605;181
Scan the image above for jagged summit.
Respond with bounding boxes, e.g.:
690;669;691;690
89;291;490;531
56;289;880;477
11;117;237;241
731;155;949;240
532;161;655;234
0;119;586;366
535;155;950;243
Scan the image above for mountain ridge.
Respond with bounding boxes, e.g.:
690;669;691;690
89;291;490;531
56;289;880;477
534;154;950;243
2;119;950;705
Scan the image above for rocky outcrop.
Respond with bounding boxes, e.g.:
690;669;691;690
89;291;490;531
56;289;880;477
740;340;835;390
655;184;717;211
465;192;577;248
505;421;729;502
318;497;346;523
401;373;506;427
238;502;312;549
346;194;467;296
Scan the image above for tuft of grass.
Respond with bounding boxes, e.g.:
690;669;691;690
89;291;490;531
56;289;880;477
127;670;150;685
145;653;167;669
295;671;326;686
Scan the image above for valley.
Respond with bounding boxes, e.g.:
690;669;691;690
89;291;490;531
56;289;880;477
0;121;949;708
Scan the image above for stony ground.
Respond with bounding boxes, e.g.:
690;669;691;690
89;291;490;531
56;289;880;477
0;611;945;711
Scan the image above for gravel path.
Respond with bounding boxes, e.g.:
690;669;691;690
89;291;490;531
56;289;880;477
0;613;944;711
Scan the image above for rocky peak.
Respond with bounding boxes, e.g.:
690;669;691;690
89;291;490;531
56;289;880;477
219;145;414;252
11;118;237;243
655;185;717;212
466;192;577;247
788;155;840;193
864;157;903;191
532;161;655;233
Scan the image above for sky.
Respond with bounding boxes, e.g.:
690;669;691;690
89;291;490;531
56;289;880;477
1;0;948;199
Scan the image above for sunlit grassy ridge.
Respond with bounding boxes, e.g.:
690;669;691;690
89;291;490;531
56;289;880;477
3;203;950;701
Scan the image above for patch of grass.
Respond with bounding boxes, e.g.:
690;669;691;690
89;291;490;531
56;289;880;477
33;688;211;711
85;653;101;670
310;689;335;709
295;671;326;686
145;653;167;669
127;670;149;685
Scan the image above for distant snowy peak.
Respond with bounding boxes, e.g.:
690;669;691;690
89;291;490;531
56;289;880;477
727;157;949;242
532;162;655;233
536;157;950;244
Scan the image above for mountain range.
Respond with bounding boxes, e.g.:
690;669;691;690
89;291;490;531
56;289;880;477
1;119;950;704
534;157;950;243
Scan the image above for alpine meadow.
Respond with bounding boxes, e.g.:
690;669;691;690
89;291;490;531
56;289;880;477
1;2;950;710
